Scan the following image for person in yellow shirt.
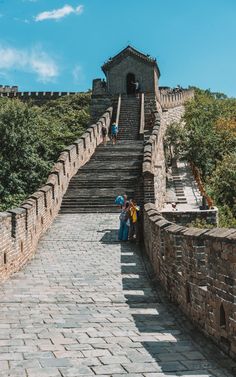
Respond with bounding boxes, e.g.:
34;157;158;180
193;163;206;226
129;199;139;241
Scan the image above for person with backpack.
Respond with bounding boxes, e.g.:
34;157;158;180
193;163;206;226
111;122;118;145
118;202;130;241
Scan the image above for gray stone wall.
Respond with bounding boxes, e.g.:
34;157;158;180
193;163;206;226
162;208;218;226
90;95;112;124
107;55;158;94
144;203;236;361
161;105;185;126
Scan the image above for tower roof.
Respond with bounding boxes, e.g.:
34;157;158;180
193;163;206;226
102;45;160;77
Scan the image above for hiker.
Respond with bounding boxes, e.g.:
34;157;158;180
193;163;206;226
101;124;107;145
118;202;130;241
132;80;140;95
129;199;140;241
111;122;118;145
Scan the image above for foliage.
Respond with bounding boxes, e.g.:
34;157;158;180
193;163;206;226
39;93;91;160
183;89;236;179
0;93;90;211
166;88;236;227
209;154;236;211
164;122;186;163
187;218;214;229
217;205;236;228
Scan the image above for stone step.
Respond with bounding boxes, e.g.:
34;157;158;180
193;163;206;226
69;180;137;186
60;95;143;213
80;161;141;168
60;206;121;213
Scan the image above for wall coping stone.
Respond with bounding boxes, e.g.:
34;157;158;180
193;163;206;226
181;228;209;237
39;185;53;194
0;212;12;221
166;224;186;234
8;208;26;216
30;191;45;200
205;228;236;237
145;203;156;211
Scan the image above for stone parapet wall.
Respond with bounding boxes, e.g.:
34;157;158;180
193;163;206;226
0;91;79;103
90;95;112;124
0;85;18;93
162;208;218;226
160;88;194;109
0;107;113;282
143;203;236;360
143;101;185;209
142;98;236;360
161;105;185;125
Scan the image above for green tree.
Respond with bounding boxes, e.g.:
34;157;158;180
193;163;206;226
0;93;91;211
182;89;236;178
164;122;186;164
169;88;236;227
210;153;236;211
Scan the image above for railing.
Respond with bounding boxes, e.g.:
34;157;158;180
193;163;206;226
115;94;121;125
139;93;145;140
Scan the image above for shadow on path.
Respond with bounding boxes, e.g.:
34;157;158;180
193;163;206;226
100;227;236;377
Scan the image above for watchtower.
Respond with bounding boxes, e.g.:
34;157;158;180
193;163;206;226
92;45;160;97
91;46;161;122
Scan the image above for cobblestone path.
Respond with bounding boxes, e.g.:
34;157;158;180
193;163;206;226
0;214;235;377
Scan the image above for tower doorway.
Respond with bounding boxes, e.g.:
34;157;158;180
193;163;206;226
126;73;135;94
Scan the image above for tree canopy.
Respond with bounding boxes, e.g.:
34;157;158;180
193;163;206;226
165;88;236;227
0;93;91;211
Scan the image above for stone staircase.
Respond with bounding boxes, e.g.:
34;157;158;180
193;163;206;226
117;95;140;140
60;141;143;213
60;94;143;213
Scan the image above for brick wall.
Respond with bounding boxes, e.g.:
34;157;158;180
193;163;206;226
0;107;113;282
142;96;236;360
143;203;236;360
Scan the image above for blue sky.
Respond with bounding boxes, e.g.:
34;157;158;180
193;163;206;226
0;0;236;96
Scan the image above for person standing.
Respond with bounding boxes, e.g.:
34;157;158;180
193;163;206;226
118;202;130;241
129;199;140;241
134;80;140;93
132;80;140;96
111;122;118;145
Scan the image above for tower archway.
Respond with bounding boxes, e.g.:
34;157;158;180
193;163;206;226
126;73;135;94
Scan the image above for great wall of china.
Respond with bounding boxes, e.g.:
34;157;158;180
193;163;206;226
0;46;235;373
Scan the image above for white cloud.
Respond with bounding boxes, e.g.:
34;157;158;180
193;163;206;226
73;65;82;83
35;4;84;22
0;45;59;82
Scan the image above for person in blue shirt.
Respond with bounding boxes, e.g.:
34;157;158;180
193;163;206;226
111;122;118;145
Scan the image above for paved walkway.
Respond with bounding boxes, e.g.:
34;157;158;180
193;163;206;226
0;214;235;377
163;161;202;212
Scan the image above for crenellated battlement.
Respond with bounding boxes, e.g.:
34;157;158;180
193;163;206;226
159;87;194;109
142;102;236;360
0;107;113;282
0;85;18;93
144;203;236;360
0;90;78;101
